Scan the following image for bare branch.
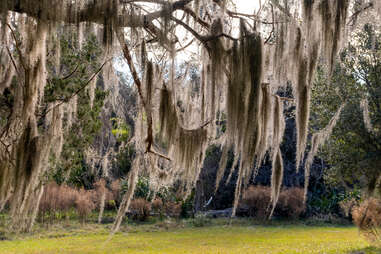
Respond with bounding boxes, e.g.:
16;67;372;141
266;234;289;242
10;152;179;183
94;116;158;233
170;16;209;48
62;64;80;80
6;23;26;71
176;38;195;52
146;148;171;160
6;46;19;75
347;2;373;26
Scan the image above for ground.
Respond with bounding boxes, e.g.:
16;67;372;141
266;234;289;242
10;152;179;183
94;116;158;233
0;218;380;254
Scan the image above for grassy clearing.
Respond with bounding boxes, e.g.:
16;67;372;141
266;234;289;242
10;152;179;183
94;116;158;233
0;219;379;254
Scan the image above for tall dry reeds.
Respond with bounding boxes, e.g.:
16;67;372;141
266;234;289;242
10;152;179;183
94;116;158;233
94;179;116;223
75;188;96;223
38;181;120;224
39;182;78;223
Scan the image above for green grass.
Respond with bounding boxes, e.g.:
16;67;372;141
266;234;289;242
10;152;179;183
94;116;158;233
0;220;379;254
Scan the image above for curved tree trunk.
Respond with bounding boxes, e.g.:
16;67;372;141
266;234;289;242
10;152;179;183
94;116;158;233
111;156;139;233
98;189;106;224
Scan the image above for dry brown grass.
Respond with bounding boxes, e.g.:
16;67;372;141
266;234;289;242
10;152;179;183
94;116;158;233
39;183;78;223
39;182;111;223
352;197;381;242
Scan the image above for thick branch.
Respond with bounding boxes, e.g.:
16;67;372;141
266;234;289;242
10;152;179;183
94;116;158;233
147;149;171;160
4;0;193;28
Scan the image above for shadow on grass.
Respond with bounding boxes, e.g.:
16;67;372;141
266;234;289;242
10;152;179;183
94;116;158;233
348;246;381;254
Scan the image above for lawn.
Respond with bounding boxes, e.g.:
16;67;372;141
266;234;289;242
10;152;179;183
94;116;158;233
0;220;379;254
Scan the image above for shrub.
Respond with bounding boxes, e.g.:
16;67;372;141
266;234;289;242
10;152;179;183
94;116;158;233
39;182;79;223
134;177;152;200
277;187;305;219
94;179;107;200
165;202;182;218
240;186;271;219
93;179;114;209
181;191;195;218
129;198;151;221
58;185;78;212
239;186;305;219
339;198;358;218
352;197;381;242
75;188;96;223
152;198;164;215
110;180;121;204
108;199;116;209
39;182;58;213
39;182;98;224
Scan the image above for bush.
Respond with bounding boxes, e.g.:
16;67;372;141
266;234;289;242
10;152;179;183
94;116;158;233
93;179;114;209
277;187;305;219
75;188;96;223
352;197;381;242
240;186;271;219
339;198;358;218
165;202;182;218
134;177;151;200
239;186;305;219
39;182;100;223
59;185;78;212
39;182;59;216
129;198;151;221
39;182;78;223
338;189;361;218
110;180;121;204
152;198;164;215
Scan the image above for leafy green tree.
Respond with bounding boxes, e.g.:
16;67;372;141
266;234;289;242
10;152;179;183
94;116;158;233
50;34;107;188
111;117;131;143
311;24;381;195
111;145;135;179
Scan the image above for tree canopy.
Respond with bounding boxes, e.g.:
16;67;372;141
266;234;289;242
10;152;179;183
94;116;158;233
0;0;380;232
311;24;381;195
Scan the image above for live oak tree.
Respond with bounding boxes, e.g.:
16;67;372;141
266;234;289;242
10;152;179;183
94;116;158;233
0;0;380;232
